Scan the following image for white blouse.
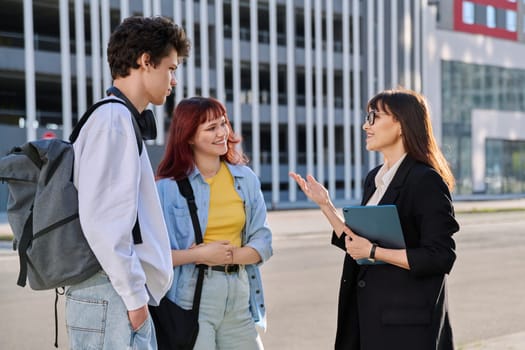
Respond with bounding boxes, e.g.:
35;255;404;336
366;153;407;206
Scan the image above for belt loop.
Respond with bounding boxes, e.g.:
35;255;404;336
199;265;211;277
237;265;245;279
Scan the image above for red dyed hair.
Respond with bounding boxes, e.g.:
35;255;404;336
157;96;247;180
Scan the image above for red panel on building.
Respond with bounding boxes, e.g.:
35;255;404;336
453;0;518;41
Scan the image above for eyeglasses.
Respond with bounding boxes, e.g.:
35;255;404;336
365;110;377;125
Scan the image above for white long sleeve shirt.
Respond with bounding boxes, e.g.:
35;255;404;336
73;98;173;310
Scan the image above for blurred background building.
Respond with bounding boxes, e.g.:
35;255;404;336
1;0;525;210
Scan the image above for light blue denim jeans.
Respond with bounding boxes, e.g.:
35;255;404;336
177;267;263;350
65;270;157;350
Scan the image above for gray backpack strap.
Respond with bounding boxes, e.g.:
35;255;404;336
16;210;34;287
69;98;144;155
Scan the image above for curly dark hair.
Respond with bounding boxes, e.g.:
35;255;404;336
107;16;191;79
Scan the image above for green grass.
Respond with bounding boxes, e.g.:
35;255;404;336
0;235;12;241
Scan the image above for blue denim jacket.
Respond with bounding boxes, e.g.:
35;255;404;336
156;163;273;329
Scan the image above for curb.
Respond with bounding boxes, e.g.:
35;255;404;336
1;199;524;238
459;331;525;350
453;198;525;213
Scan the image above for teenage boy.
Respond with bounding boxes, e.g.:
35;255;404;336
66;16;190;349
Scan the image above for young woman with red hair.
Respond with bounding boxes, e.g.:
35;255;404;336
156;96;272;349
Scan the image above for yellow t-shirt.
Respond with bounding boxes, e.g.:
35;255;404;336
203;162;244;247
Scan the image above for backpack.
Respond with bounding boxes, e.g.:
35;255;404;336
0;98;144;291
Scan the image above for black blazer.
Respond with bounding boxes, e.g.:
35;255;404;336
332;156;459;350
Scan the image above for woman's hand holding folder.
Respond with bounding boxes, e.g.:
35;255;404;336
289;171;409;269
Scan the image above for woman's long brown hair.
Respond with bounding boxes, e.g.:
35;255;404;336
368;88;455;191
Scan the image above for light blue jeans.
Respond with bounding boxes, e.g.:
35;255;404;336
178;267;263;350
65;270;157;350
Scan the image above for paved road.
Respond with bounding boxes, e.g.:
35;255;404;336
0;210;524;349
259;211;525;349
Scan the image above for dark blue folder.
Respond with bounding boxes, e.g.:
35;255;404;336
342;205;406;265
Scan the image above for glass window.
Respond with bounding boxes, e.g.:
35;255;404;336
442;60;525;194
473;3;486;25
496;8;507;28
487;6;496;28
485;139;504;194
463;1;474;24
486;139;525;194
506;10;517;32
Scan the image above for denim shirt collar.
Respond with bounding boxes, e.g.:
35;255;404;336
188;162;247;181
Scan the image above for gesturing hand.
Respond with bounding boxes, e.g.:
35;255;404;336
289;172;331;207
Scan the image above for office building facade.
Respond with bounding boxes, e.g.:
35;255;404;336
1;0;524;211
431;0;525;196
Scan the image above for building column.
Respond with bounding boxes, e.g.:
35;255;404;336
23;0;36;141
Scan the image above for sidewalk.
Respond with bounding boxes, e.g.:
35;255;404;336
270;198;525;350
1;198;524;237
266;197;525;236
459;331;525;350
453;197;525;213
0;198;524;349
266;199;525;350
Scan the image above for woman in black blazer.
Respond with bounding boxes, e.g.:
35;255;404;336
290;88;459;350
